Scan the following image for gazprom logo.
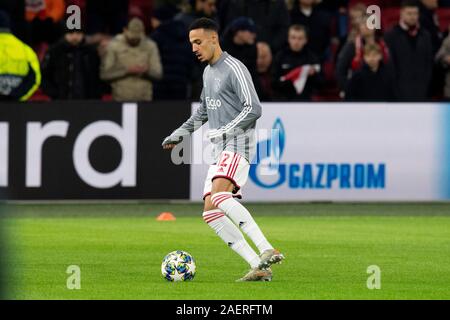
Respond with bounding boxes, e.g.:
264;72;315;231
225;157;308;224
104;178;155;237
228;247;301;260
249;118;386;190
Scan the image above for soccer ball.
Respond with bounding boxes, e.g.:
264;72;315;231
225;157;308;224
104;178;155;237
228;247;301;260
161;250;196;282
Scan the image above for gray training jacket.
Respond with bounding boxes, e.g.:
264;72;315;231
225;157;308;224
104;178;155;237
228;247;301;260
165;52;262;163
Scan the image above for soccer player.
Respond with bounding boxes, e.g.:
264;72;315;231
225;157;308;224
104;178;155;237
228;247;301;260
162;18;284;281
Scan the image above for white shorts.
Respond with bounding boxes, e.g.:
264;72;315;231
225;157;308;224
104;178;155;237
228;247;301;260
203;151;250;200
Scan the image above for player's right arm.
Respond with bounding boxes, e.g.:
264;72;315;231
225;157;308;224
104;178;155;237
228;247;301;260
162;89;208;149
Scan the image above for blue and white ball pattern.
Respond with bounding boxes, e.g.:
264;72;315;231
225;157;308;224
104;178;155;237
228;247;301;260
161;250;196;282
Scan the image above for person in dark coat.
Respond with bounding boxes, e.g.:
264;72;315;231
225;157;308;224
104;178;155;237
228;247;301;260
221;16;259;84
272;24;322;101
336;16;390;97
222;0;290;53
174;1;218;99
150;5;194;100
419;0;442;54
41;27;101;100
290;0;332;62
85;0;129;36
174;0;218;30
345;43;396;102
436;28;450;100
384;0;433;101
419;0;444;97
256;41;274;101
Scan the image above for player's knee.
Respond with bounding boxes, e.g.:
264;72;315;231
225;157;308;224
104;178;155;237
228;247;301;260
210;191;233;208
203;203;216;212
203;195;216;212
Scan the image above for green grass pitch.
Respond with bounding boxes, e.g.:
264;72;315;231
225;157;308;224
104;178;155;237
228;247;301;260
1;202;450;300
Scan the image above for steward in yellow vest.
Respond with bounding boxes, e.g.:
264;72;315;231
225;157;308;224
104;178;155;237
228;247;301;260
0;10;41;101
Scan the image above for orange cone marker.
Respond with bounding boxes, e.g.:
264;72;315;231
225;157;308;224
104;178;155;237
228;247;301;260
156;212;176;221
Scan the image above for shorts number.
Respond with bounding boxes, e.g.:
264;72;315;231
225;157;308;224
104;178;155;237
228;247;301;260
219;153;230;167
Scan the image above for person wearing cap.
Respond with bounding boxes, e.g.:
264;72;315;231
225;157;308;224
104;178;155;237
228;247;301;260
221;17;260;96
100;17;163;101
0;10;41;101
41;21;102;100
222;0;290;53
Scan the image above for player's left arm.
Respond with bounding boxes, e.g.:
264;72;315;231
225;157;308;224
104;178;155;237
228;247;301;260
208;61;262;139
162;89;208;149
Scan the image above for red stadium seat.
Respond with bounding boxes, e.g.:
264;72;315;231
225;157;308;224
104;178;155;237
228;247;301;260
29;89;51;101
128;0;154;31
34;42;49;62
102;94;113;101
348;0;401;8
437;8;450;33
348;0;381;7
65;0;86;10
381;7;400;32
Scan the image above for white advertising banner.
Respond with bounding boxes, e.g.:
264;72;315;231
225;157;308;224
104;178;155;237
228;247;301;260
190;103;450;202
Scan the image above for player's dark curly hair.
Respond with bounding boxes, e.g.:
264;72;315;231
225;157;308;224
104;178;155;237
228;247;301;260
189;17;219;33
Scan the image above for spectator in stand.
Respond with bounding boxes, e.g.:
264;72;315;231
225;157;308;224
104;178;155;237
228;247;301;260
272;24;322;101
315;0;349;13
336;16;390;98
256;41;274;101
0;10;41;101
314;0;349;47
290;0;332;62
419;0;444;98
174;0;218;30
150;4;194;100
100;17;163;101
84;0;129;54
385;0;433;101
419;0;442;54
223;0;290;53
41;23;101;99
175;0;218;99
221;17;259;86
436;27;450;100
345;43;395;101
25;0;65;46
216;0;230;32
85;0;128;36
0;0;27;42
346;2;367;43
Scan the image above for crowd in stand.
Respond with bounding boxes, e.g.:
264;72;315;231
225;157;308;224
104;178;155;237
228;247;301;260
2;0;450;102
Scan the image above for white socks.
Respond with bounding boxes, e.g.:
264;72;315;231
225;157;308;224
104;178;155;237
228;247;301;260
211;192;274;254
203;210;260;268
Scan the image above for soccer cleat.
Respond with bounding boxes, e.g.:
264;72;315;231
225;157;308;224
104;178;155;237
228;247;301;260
236;267;272;282
258;249;285;269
